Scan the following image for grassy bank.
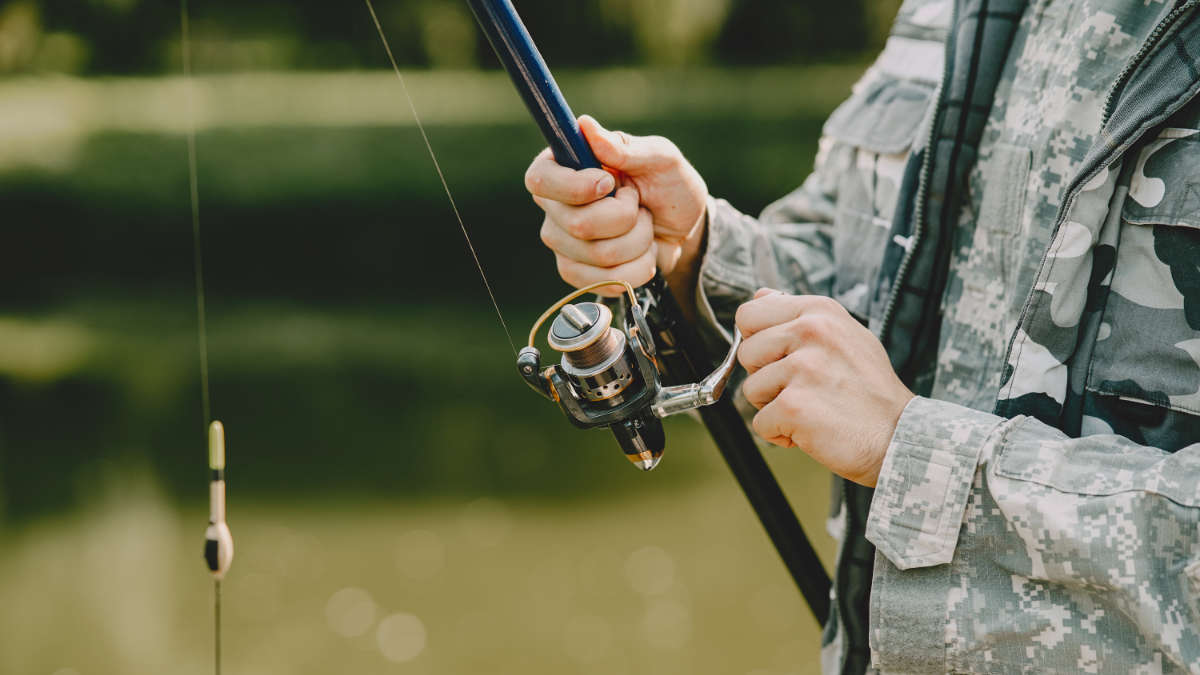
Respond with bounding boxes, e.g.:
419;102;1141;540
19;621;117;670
0;473;833;675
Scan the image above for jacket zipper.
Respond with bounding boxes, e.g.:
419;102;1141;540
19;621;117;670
883;0;1193;346
994;0;1197;414
855;4;957;669
1101;1;1198;125
877;2;957;345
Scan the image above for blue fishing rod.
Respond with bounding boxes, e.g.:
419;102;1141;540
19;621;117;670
465;0;832;623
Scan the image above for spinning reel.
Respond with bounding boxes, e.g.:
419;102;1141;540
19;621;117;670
517;281;742;470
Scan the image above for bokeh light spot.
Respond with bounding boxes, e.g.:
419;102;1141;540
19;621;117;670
324;587;376;637
641;598;691;650
624;545;675;596
376;612;427;663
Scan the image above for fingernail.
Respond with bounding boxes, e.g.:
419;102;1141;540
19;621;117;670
596;174;615;196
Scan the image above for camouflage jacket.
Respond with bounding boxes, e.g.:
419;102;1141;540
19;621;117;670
695;0;1200;672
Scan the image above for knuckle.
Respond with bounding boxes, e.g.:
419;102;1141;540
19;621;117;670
814;295;842;313
563;214;592;240
539;219;556;247
524;166;543;195
779;389;807;415
785;348;819;375
751;410;769;436
648;135;680;161
734;304;750;329
569;179;595;203
791;315;830;342
592;241;623;268
788;316;818;340
809;315;833;337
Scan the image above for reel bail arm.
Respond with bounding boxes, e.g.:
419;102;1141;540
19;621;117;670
520;281;677;470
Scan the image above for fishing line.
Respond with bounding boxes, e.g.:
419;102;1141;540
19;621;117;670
180;0;211;427
363;0;517;354
213;576;222;675
179;2;225;674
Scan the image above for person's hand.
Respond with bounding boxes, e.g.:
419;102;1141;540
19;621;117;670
735;289;915;486
525;115;707;295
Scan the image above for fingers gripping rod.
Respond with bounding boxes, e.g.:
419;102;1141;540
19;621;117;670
465;0;832;624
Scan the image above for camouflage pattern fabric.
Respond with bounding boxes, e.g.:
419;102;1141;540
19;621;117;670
694;0;1200;672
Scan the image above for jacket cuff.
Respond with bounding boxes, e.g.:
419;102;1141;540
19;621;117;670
692;196;757;354
702;196;762;295
866;396;1005;570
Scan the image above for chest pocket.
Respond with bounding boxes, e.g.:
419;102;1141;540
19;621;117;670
1083;125;1200;451
821;74;934;320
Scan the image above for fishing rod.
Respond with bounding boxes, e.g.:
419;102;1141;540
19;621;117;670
464;0;831;623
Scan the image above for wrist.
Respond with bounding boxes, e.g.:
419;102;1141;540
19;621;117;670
664;207;707;321
678;204;708;272
859;392;915;487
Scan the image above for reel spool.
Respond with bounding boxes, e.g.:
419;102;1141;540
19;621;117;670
518;281;742;471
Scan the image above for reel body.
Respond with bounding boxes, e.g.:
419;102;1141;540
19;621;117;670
518;281;741;470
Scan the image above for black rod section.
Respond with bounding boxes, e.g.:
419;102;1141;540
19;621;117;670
465;0;831;623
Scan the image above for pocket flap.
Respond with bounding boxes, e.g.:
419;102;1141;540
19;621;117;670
1123;127;1200;229
822;75;935;155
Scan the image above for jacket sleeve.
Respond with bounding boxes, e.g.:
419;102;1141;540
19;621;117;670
693;146;840;349
692;63;940;348
868;395;1200;574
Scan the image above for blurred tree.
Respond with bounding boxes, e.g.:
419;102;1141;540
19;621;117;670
37;0;175;73
495;0;637;68
0;0;87;73
2;0;882;75
419;1;478;68
0;2;40;71
623;0;732;66
714;0;869;63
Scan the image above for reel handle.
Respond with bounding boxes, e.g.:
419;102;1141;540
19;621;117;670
651;327;742;418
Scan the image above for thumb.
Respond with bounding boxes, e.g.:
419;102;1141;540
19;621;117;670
579;115;669;174
753;288;781;300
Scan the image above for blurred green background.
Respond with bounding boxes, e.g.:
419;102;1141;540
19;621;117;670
0;1;892;673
